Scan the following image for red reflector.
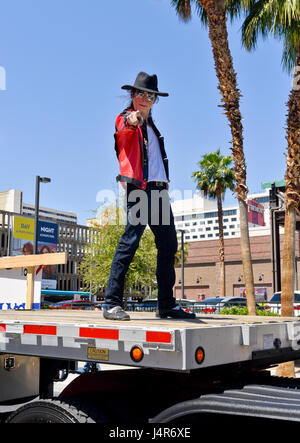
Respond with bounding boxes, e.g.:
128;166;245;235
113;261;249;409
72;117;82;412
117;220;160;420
146;331;172;344
79;328;119;340
24;325;57;335
0;324;6;332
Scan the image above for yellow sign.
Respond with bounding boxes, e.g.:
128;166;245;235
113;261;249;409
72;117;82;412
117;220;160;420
87;347;109;361
13;216;35;241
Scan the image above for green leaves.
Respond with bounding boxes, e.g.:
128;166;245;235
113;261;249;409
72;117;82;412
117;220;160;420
241;0;300;72
191;149;236;199
78;205;157;294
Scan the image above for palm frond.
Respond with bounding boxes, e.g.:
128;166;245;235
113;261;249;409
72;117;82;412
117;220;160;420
170;0;192;21
192;150;236;200
241;0;300;70
241;0;275;50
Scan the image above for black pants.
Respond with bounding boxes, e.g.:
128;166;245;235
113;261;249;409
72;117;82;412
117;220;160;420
105;182;178;310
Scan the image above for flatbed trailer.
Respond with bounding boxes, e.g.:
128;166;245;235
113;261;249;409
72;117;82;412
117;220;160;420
2;310;300;424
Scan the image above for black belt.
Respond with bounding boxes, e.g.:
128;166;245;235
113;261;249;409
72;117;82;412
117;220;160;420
146;181;167;189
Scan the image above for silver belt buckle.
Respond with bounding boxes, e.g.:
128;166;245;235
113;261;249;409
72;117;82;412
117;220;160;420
156;181;164;187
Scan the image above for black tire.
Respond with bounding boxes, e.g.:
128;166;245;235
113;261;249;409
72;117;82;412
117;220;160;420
5;399;95;423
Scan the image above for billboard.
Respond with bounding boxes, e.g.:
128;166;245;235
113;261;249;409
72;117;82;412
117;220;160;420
37;220;58;290
10;216;58;290
247;199;265;226
240;287;267;302
11;216;35;256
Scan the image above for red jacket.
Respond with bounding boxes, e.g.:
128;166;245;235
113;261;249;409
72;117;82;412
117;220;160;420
114;108;169;190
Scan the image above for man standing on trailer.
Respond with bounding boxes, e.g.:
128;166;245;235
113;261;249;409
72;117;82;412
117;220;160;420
103;71;195;321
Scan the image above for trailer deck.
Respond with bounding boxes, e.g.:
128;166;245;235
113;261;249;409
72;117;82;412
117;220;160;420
1;310;300;371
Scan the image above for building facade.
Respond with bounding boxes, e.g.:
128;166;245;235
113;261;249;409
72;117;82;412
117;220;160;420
0;189;89;292
172;190;271;243
171;188;297;302
0;190;77;224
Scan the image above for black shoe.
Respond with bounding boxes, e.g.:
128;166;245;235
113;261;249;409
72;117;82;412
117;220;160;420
103;306;130;321
156;306;196;319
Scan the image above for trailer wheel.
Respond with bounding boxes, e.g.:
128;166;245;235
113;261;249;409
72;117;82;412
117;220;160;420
5;399;96;423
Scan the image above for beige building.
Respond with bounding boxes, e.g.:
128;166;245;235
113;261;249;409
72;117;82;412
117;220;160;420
174;232;300;302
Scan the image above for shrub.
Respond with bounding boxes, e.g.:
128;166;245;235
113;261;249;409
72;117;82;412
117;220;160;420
219;306;279;316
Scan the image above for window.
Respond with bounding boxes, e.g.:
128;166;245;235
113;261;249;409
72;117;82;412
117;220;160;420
231;217;237;222
200;235;205;238
192;235;197;239
257;196;269;204
229;225;235;229
224;209;237;216
208;234;213;238
204;211;218;219
207;220;213;224
206;227;211;231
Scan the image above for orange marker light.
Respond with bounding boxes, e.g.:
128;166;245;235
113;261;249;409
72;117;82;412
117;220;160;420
130;346;144;362
195;347;205;364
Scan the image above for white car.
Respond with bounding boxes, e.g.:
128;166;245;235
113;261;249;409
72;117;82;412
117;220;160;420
194;297;249;314
265;291;300;315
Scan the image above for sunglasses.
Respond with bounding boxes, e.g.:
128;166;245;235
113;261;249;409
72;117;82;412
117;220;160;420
134;90;156;102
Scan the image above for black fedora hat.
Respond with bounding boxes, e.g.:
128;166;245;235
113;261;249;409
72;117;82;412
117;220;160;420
121;71;169;97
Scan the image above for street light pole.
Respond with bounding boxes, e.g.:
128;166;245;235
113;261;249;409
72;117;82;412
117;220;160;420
178;229;186;299
34;176;51;254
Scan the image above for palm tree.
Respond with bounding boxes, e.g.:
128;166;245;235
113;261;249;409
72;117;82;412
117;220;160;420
192;150;236;297
170;0;257;314
175;242;189;266
241;0;300;319
241;0;300;377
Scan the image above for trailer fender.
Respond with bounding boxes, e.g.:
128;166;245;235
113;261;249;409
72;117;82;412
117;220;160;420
150;384;300;423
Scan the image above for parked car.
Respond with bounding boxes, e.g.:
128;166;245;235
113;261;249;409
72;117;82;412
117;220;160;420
135;299;158;312
48;300;96;310
194;296;262;314
124;299;158;312
177;299;196;312
265;291;300;315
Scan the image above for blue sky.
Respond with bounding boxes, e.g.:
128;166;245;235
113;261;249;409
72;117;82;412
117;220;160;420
0;0;292;225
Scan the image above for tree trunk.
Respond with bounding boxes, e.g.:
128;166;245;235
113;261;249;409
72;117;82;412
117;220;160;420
281;53;300;317
276;43;300;377
217;192;225;298
199;0;256;315
281;206;296;317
